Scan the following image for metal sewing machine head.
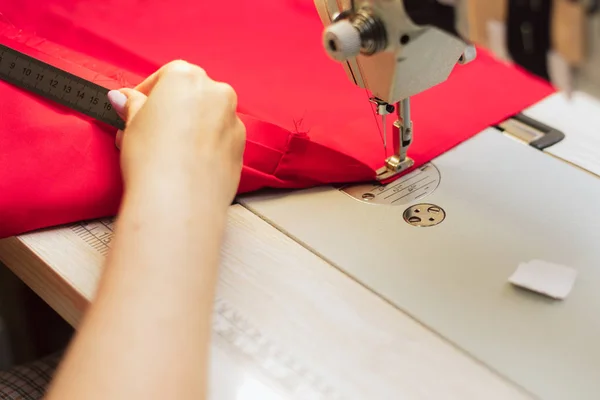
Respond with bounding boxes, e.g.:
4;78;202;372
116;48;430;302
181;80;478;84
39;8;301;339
314;0;476;181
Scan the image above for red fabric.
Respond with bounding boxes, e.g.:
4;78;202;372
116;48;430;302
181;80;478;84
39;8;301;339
0;0;554;238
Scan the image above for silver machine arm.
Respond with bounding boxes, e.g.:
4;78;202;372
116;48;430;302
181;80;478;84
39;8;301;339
314;0;600;181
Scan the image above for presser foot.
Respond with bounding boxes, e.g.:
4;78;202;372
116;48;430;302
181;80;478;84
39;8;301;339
375;155;414;181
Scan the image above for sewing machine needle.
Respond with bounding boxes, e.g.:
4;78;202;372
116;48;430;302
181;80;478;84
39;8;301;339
382;114;387;153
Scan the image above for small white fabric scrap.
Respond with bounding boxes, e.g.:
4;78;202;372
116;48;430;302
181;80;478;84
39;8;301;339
508;260;578;300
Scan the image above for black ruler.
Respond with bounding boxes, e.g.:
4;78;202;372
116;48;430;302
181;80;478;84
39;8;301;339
0;44;125;130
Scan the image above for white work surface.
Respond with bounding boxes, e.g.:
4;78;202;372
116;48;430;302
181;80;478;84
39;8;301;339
524;91;600;177
0;92;598;399
240;128;600;400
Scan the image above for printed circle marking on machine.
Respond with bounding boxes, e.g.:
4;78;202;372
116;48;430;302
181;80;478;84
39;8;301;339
340;163;441;205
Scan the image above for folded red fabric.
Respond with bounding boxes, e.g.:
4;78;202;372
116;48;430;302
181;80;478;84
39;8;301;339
0;0;555;238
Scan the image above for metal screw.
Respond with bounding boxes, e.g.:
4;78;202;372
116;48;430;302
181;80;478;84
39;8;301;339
404;203;446;227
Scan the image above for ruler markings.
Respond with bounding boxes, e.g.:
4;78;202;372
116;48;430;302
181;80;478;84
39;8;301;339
0;44;124;129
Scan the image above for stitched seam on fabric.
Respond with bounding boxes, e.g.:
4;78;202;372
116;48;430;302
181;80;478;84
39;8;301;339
271;131;300;177
268;111;313;177
245;138;285;156
271;132;378;181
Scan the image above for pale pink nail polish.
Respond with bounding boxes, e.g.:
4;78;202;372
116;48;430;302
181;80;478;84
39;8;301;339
107;90;127;116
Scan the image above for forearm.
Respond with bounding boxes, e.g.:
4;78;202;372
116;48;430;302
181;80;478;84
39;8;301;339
46;174;225;400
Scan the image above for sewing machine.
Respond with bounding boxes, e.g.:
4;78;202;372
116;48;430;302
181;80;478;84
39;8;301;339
315;0;600;180
238;1;600;399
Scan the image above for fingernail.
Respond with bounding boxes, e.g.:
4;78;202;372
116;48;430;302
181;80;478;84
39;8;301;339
107;90;127;116
115;129;123;149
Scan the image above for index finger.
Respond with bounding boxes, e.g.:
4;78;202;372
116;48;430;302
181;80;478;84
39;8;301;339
133;60;206;95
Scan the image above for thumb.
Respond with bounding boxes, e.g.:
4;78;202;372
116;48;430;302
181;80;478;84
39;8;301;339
107;88;148;124
107;89;148;149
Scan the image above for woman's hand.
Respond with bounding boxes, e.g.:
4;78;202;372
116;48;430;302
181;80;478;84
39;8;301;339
45;62;244;400
108;60;246;211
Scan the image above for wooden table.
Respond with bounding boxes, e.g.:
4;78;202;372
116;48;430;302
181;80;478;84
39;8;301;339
0;204;530;399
